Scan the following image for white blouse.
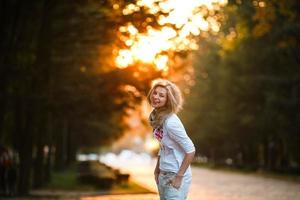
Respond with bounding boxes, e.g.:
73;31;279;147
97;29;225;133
154;113;195;176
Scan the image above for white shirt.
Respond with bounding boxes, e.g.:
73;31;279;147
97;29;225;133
154;113;195;176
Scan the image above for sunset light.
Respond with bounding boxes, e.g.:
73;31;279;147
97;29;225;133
115;0;228;70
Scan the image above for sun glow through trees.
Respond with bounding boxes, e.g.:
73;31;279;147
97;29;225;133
114;0;227;71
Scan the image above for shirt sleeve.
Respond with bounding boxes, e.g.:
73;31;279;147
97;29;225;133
165;117;195;153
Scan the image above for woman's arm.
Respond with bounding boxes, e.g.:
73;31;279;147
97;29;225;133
176;151;195;176
165;116;196;189
154;156;160;184
169;151;195;189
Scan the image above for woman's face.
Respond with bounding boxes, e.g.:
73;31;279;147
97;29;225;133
151;86;168;109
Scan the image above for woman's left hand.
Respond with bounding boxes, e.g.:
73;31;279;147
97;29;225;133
168;175;183;189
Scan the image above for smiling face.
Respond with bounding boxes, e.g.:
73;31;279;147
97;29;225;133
150;86;168;109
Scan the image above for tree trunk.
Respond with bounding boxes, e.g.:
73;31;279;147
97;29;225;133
0;93;7;142
44;111;53;182
0;0;22;142
17;100;35;195
45;144;53;183
257;143;265;170
33;127;45;189
54;119;67;171
32;0;55;187
33;143;44;188
66;122;77;165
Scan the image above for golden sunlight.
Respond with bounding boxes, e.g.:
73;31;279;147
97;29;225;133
115;0;227;71
144;136;160;152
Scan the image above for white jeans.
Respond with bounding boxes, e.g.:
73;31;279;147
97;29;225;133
157;171;192;200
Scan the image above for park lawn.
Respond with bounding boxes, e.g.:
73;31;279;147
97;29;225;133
46;165;151;194
46;165;94;191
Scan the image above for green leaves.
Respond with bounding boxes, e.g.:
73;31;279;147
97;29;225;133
182;0;300;170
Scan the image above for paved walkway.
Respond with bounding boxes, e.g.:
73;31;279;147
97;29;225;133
3;155;300;200
3;166;300;200
188;167;300;200
82;194;158;200
80;166;300;200
101;156;300;200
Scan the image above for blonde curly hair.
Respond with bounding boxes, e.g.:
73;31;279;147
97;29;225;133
147;79;183;128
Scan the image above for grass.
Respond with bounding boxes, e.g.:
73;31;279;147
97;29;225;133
45;165;152;194
46;165;95;191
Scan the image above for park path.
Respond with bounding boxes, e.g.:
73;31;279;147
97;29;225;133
82;168;300;200
95;152;300;200
188;167;300;200
3;152;300;200
119;164;300;200
80;165;300;200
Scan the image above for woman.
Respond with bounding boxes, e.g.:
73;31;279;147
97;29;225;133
147;79;195;200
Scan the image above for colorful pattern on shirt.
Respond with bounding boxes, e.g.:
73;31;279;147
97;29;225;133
153;128;163;141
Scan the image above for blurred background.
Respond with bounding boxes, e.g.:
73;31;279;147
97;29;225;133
0;0;299;198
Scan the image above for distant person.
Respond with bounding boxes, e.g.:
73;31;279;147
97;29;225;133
6;150;17;196
0;145;8;196
147;79;195;200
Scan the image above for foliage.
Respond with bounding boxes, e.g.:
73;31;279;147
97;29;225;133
183;0;300;171
0;0;157;195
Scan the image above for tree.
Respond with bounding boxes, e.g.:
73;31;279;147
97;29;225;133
183;0;300;171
